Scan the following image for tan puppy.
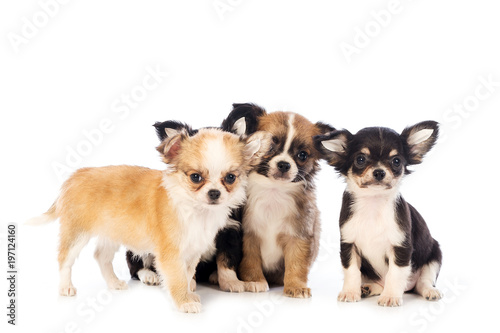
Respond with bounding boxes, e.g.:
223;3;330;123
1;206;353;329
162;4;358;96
28;127;268;313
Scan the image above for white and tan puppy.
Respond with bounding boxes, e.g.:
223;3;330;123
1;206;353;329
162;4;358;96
28;127;268;313
222;103;334;298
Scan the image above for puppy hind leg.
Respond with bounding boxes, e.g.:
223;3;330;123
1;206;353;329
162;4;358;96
361;278;384;298
239;231;269;293
216;253;246;293
94;237;128;290
137;254;161;286
58;230;91;296
414;261;443;301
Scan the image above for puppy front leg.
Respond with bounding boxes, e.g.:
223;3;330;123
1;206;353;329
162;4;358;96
155;252;201;313
338;242;362;302
378;247;412;307
239;231;269;292
282;236;312;298
186;257;200;294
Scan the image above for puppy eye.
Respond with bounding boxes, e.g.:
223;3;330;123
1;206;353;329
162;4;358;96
355;154;367;167
224;173;236;184
392;157;401;168
190;173;203;183
297;151;308;161
272;136;280;145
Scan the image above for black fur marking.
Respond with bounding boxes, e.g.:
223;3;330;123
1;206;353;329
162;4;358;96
393;245;411;267
348;127;405;177
339;191;354;228
408;202;442;271
126;251;157;280
360;256;381;282
221;103;266;135
126;250;143;280
195;260;217;282
215;209;244;271
340;242;353;269
153;120;198;141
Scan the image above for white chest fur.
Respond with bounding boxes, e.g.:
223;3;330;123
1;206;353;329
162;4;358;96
245;172;302;272
162;175;229;265
341;186;405;280
176;201;228;264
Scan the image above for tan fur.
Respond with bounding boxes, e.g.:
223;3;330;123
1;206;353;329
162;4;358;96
34;128;268;313
239;111;328;298
239;230;267;282
280;235;313;298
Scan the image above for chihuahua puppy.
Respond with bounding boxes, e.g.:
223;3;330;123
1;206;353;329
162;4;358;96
28;127;265;313
315;121;442;306
126;117;259;292
223;103;334;298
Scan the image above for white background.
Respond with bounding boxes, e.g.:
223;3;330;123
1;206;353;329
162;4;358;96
1;1;498;332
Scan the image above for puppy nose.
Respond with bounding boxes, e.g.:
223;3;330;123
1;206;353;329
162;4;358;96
373;169;386;181
208;189;221;201
277;161;291;173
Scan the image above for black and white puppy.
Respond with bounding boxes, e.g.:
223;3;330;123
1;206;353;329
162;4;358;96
315;121;442;306
126;116;262;292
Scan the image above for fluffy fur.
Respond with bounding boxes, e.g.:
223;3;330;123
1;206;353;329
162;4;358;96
315;121;442;306
224;103;334;298
126;117;264;293
28;127;267;313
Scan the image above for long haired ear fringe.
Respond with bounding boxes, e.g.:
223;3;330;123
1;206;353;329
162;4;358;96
221;103;267;136
153;121;197;141
156;131;188;164
313;129;352;171
401;121;439;165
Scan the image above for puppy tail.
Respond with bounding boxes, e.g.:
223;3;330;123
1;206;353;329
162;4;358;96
26;200;58;226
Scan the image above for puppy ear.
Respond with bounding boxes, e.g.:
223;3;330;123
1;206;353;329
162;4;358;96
314;129;352;167
221;103;266;136
153;121;197;141
244;131;273;166
232;117;247;136
401;121;439;164
156;132;187;164
315;121;335;135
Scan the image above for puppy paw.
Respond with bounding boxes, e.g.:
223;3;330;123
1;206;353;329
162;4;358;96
60;286;77;297
137;269;160;286
284;286;312;298
109;279;128;290
179;302;201;314
338;290;361;302
189;278;197;292
208;271;218;285
378;295;403;307
244;281;269;293
361;283;383;298
187;292;201;303
423;288;443;301
219;279;246;293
